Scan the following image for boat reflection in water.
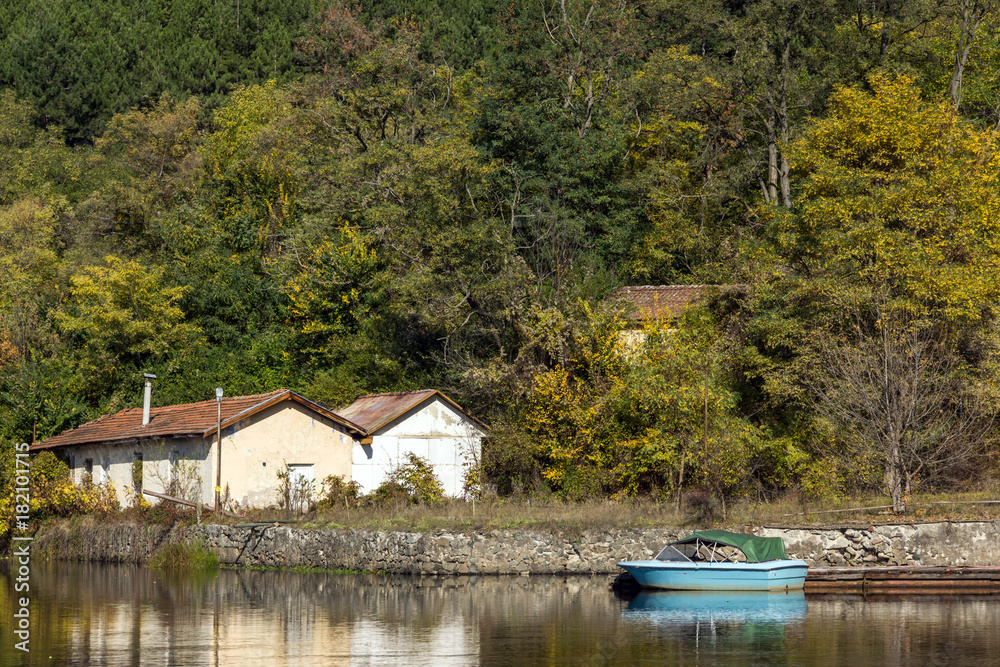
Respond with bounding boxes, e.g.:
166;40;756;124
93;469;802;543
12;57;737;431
621;590;807;654
623;590;808;624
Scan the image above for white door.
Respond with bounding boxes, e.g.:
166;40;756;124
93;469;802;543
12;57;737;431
287;464;315;513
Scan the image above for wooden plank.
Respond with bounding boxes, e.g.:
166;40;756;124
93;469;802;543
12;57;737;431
142;488;239;518
805;564;1000;593
808;566;1000;580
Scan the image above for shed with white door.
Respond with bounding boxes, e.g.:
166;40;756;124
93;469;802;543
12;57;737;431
337;390;486;497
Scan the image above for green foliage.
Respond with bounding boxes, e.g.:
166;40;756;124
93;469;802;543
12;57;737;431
3;0;1000;510
207;80;300;254
0;0;316;142
360;0;504;68
736;75;1000;511
55;256;203;383
483;304;793;501
777;75;1000;323
0;355;91;444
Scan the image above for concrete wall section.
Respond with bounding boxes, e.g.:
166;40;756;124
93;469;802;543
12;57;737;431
351;397;483;497
62;438;212;507
63;443;140;506
214;402;354;508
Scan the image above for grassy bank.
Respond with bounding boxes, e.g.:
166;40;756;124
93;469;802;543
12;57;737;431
234;489;1000;533
148;541;219;570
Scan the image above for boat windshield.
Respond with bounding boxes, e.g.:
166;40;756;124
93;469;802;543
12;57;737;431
654;538;748;563
653;545;692;562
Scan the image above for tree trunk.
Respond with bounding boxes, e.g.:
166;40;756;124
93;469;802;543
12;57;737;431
951;3;974;111
779;39;792;208
766;111;778;204
676;453;685;513
885;440;907;514
951;1;994;112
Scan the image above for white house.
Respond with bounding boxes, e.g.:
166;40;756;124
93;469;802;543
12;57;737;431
33;387;485;508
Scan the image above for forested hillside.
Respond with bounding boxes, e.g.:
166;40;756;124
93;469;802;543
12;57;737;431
3;0;1000;510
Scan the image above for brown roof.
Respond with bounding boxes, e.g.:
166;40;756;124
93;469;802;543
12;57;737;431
612;285;715;321
32;389;364;451
336;390;486;434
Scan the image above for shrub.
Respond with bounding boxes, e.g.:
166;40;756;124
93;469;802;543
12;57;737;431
369;453;444;506
318;474;362;509
0;451;120;540
276;464;314;514
682;487;717;526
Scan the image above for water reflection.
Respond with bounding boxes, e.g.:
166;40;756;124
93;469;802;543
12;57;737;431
624;590;807;623
2;561;1000;665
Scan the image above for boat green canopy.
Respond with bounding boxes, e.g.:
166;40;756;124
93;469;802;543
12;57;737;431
670;530;788;563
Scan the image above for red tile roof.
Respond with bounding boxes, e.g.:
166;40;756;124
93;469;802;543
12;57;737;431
612;285;715;321
32;389;364;451
336;390;485;433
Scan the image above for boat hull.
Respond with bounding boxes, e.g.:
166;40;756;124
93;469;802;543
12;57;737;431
616;560;809;592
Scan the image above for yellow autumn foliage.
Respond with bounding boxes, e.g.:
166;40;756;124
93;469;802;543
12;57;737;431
776;74;1000;325
0;452;119;539
501;304;791;500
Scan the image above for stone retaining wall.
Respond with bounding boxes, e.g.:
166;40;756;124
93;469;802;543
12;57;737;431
762;521;1000;567
31;519;1000;573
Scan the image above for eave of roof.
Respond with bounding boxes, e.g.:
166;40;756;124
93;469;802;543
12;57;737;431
31;389;365;452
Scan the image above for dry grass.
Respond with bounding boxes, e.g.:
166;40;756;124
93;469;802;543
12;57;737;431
228;488;1000;534
242;497;685;534
734;489;1000;527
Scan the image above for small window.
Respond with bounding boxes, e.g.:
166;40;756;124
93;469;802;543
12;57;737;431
83;459;93;486
288;464;315;485
168;451;181;496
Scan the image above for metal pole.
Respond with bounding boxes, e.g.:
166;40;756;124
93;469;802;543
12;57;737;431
215;388;223;513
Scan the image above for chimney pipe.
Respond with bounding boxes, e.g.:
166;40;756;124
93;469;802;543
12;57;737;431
142;373;156;426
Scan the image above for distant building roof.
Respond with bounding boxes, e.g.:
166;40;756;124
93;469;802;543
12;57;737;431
337;390;486;434
612;285;716;321
32;389;364;451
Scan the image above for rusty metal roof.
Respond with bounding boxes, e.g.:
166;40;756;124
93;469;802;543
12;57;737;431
336;390;485;433
32;389;364;451
611;285;715;321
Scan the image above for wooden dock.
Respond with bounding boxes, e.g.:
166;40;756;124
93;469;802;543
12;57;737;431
807;565;1000;594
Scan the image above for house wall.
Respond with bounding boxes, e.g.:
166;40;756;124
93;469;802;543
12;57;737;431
351;397;483;497
62;438;212;508
213;402;354;508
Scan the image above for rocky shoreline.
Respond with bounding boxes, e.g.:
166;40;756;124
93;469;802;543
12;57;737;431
29;519;1000;573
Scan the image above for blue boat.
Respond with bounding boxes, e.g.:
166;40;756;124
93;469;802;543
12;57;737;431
617;530;808;592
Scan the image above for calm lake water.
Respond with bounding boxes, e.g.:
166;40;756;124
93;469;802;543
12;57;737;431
3;561;1000;665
